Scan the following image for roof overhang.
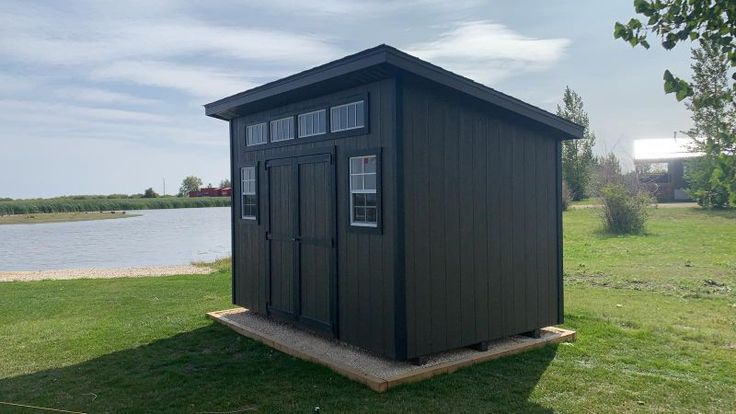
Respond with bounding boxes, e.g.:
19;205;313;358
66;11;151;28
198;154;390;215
205;45;584;139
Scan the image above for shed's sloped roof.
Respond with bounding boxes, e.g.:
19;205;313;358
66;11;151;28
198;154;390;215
205;44;584;139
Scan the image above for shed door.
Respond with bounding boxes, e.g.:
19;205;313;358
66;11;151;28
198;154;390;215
265;153;336;335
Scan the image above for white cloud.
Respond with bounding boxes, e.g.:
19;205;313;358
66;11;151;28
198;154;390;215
0;100;170;124
91;61;263;100
56;87;160;106
0;17;340;67
244;0;483;17
0;72;37;94
407;21;570;84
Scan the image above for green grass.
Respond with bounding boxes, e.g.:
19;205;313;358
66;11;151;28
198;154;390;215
0;208;734;412
570;197;602;206
0;196;230;215
0;211;138;225
565;207;736;299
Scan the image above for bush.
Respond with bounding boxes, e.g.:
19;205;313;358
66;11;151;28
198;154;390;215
561;181;572;211
600;184;652;234
143;188;159;198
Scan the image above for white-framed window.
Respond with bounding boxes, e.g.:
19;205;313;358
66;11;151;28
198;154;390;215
270;117;294;142
349;155;377;227
241;166;256;220
298;109;327;138
246;123;267;146
331;100;365;132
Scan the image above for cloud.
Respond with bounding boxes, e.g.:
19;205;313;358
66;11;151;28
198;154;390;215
243;0;483;17
0;98;225;148
0;100;170;124
0;16;341;67
0;72;37;94
56;87;160;106
407;21;570;84
91;61;265;100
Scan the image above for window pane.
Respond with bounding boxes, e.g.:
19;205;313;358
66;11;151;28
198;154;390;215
353;193;365;207
242;167;257;219
331;108;339;131
366;207;376;222
271;117;294;141
348;104;356;128
364;174;376;190
354;207;366;222
318;110;325;132
351;175;363;191
246;123;266;146
363;155;376;173
340;107;348;129
350;157;363;173
356;101;364;127
365;193;377;207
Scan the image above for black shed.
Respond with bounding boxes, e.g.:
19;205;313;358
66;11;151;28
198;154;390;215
205;45;583;361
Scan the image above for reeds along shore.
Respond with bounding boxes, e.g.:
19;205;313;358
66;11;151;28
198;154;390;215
0;196;230;215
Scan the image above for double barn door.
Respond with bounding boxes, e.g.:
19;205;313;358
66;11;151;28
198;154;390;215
265;152;336;335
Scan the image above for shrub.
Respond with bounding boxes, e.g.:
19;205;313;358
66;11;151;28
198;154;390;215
143;188;159;198
600;184;652;234
561;180;572;211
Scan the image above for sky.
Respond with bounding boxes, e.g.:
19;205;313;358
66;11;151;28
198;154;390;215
0;0;694;199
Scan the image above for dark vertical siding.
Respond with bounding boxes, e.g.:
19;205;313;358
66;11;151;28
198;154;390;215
231;79;397;358
401;78;561;358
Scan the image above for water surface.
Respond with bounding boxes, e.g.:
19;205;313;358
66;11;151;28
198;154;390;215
0;207;231;271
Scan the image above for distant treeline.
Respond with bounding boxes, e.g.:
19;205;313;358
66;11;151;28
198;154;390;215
0;196;230;215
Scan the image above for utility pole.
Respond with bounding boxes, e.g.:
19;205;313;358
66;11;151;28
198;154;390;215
163;178;166;196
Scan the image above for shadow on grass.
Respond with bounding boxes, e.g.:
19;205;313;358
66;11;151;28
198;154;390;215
0;323;557;413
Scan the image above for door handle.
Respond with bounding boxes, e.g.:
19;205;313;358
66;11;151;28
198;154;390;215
291;237;301;242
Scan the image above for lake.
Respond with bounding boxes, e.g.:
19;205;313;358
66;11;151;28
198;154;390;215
0;207;231;271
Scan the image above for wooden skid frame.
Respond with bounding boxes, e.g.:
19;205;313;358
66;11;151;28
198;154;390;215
207;308;576;392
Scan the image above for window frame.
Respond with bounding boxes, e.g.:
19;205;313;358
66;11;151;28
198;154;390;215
330;100;365;133
270;116;295;142
298;109;327;138
246;122;268;146
346;148;381;233
239;92;369;152
240;163;258;222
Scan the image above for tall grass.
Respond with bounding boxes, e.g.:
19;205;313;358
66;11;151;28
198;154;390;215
0;196;230;215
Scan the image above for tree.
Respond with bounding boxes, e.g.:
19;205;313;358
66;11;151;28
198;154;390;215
614;0;736;101
143;187;159;198
684;42;736;207
178;176;203;196
592;152;623;195
556;87;597;200
219;179;231;188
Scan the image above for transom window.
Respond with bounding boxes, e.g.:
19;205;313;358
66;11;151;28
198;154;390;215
298;109;327;138
270;117;294;142
241;166;257;220
349;155;377;227
246;123;267;146
331;101;365;132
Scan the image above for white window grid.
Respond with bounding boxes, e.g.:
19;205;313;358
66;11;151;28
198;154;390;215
349;155;377;227
246;123;267;146
270;117;294;142
298;109;327;138
241;166;256;220
331;100;365;132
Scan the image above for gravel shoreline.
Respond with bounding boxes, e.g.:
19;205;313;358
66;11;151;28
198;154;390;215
0;265;212;282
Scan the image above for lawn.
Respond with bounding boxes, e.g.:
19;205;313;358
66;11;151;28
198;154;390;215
0;211;137;225
0;209;734;413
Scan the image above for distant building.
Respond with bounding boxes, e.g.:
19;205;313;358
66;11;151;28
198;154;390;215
633;138;703;202
188;187;232;197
